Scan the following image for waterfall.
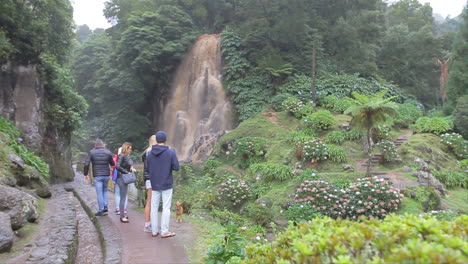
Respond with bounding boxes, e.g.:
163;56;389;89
159;34;232;162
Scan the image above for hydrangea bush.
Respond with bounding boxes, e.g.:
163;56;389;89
374;124;391;141
282;97;304;118
233;137;268;168
301;139;328;162
292;177;403;220
440;133;468;160
216;179;250;208
377;140;400;162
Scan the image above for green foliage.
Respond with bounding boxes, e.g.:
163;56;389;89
458;159;468;171
394;102;423;128
286;131;316;145
414;117;453;135
440;133;468;160
270;93;291;111
281;97;304;118
216;179;250;209
302;110;335;131
453;95;468;138
325;145;348;163
243;215;468;264
248;163;293;181
432;170;467;189
0;118;49;179
244;203;274;227
301;139;328;162
324;131;346;145
204;159;222;177
233;137;268;168
221;30;252;81
40;54;88;134
285;203;322;223
344;129;364;141
332;97;354;113
373;124;391;141
293;177;402;219
205;223;246;264
377;140;400;162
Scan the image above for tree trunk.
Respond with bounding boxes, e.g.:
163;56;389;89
311;47;316;102
366;127;372;176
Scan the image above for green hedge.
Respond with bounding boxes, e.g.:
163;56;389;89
243;215;468;264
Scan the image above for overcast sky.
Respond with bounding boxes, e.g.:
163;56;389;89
71;0;467;30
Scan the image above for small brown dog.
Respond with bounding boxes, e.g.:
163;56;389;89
175;201;184;223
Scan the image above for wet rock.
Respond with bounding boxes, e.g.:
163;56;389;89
0;212;14;252
343;164;354;172
0;185;38;230
339;123;350;131
402;166;413;173
190;131;228;162
8;153;25;169
15;166;51;198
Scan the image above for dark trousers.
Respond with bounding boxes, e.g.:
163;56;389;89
116;177;128;218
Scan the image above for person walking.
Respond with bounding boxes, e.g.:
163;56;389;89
112;147;128;215
146;131;179;238
142;135;157;232
116;142;135;223
84;139;115;216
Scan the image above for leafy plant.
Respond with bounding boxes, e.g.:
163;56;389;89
345;129;364;141
458;159;468;171
432;170;467;189
233;137;268;168
243;215;468;263
414;117;453;135
440;133;468;160
205;223;246;264
248;162;293;181
301;139;328;162
325;131;346;145
282;97;304;118
394;102;423;128
285;203;322;223
377;140;400;162
302;110;335;131
325;144;348;163
373;124;391;142
286;131;316;145
216;179;250;209
333;97;354;113
244;203;275;227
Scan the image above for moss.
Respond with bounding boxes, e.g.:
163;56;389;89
398;197;424;215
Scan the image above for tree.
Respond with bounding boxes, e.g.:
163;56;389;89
76;25;93;43
345;90;398;175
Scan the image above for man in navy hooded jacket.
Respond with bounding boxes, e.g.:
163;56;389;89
146;131;179;238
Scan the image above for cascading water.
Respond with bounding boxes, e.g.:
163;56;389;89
159;34;232;162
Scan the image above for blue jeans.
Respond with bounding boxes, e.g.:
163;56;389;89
94;176;109;211
151;189;173;235
114;182;128;210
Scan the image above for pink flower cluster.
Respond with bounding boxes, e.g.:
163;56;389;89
293;177;403;220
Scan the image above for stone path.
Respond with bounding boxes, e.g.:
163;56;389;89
358;131;420;190
69;171;195;264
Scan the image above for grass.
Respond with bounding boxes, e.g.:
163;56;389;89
185;215;224;263
442;188;468;214
397;197;424;215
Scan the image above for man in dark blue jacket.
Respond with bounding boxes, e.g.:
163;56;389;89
146;131;179;238
84;139;115;216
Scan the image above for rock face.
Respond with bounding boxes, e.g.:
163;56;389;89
8;153;51;198
412;157;446;196
0;61;73;182
0;212;14;253
188;130;228;162
0;185;38;230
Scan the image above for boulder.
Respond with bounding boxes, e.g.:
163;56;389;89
402;166;413;173
13;165;51;198
0;212;14;252
8;153;25;169
0;185;38;230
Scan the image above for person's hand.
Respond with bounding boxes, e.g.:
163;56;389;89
131;167;137;172
84;175;89;183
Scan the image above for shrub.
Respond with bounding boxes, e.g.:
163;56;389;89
233;137;268;168
321;95;337;110
293;177;402;220
440;133;468;160
282;97;304;118
285;203;322;223
210;209;245;226
216;179;250;209
453;95;468;138
333;97;354;113
297;169;319;181
302;110;335;131
286;131;316;145
248;163;293;181
244;203;274;227
394;102;422;128
270;93;291;111
344;129;363;141
414;117;453;135
377;140;400;162
458;159;468;171
301;139;328;162
324;131;346;145
432;170;467;189
296;102;315;117
205;223;246;264
373;124;391;141
325;145;348;163
243;215;468;264
204;159;222;176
